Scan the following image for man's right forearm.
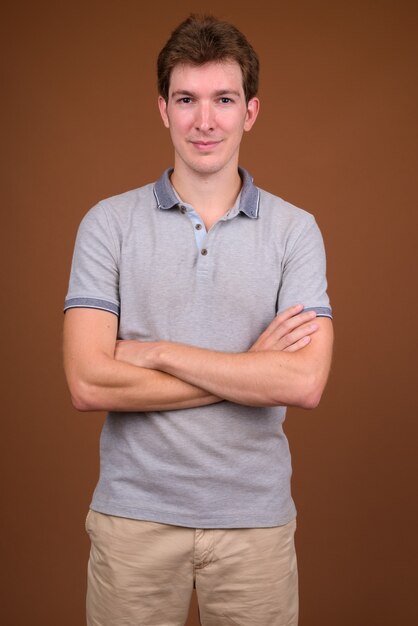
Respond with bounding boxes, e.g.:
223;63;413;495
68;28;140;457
63;308;221;413
66;354;221;412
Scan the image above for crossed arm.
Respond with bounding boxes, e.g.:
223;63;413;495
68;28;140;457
63;304;333;413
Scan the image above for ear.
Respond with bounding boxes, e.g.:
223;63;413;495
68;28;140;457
158;95;170;128
244;97;260;132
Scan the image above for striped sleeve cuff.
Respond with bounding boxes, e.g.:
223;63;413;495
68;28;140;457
303;306;333;319
63;297;120;316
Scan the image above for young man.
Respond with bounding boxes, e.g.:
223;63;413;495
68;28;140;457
63;14;333;626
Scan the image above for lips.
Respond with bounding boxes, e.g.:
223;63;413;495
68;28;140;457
190;140;222;149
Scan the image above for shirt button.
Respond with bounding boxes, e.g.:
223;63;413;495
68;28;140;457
201;248;208;256
179;205;187;214
195;223;202;230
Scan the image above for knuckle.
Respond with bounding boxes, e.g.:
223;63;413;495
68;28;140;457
284;332;294;345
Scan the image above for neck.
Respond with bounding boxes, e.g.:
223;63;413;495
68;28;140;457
170;161;242;230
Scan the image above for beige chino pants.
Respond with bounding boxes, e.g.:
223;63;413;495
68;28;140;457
85;510;298;626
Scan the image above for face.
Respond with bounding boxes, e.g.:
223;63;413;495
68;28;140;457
158;61;259;177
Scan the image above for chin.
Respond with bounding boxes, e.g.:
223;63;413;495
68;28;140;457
188;154;236;176
193;163;225;175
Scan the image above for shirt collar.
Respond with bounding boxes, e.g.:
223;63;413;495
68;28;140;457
153;167;260;219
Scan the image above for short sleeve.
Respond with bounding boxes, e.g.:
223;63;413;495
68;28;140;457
64;202;120;316
277;217;332;318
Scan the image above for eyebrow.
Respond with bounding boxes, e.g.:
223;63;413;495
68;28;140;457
171;89;242;98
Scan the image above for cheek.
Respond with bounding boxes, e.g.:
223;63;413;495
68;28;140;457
169;114;193;134
222;112;246;131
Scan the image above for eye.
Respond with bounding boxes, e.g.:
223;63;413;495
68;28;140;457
178;97;192;104
220;97;232;104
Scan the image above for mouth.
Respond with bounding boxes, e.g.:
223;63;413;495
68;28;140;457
190;140;222;150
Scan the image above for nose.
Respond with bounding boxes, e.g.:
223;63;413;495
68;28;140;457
195;102;215;132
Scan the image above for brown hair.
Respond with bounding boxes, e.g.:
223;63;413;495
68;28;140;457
157;14;259;103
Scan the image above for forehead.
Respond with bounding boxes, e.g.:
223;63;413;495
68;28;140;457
169;61;244;95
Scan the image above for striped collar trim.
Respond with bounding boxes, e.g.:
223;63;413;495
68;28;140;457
153;167;260;219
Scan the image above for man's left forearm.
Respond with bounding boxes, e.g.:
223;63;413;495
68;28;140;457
137;318;333;409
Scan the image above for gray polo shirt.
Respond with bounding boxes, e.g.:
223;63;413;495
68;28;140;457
64;167;332;528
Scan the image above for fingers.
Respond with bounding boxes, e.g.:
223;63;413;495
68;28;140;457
266;306;316;338
283;335;312;352
275;303;305;325
263;304;304;336
250;304;319;353
254;306;316;346
279;321;318;351
276;306;316;330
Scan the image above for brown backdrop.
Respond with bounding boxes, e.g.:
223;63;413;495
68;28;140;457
2;0;417;624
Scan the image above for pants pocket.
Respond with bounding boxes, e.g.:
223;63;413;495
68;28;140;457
85;509;92;534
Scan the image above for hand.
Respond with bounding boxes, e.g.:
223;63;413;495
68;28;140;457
250;304;318;353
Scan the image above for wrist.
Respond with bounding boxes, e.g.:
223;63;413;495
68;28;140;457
152;341;185;375
147;340;171;371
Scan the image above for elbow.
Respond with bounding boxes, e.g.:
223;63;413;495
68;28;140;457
68;379;101;412
299;375;326;410
70;394;92;412
271;373;325;410
299;389;322;410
